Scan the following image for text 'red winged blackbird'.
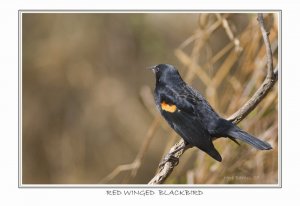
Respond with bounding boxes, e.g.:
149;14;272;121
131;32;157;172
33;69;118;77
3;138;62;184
150;64;272;162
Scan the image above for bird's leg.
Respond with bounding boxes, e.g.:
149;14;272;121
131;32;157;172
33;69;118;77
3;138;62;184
159;141;189;168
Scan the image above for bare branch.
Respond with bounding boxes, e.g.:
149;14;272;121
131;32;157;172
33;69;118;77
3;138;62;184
228;13;277;124
148;13;278;185
100;161;140;184
257;13;275;80
216;14;242;52
100;118;159;183
149;139;187;184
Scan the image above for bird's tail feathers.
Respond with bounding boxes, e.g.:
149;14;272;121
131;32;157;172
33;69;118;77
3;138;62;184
228;128;272;150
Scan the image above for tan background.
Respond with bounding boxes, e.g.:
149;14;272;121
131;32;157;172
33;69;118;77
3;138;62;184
22;13;278;184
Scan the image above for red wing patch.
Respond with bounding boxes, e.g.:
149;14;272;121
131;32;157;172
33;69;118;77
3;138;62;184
161;101;177;113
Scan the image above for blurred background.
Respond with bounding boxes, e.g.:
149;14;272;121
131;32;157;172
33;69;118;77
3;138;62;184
22;13;278;184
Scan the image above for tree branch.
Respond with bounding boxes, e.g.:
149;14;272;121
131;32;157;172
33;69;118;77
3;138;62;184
100;118;159;183
148;13;278;185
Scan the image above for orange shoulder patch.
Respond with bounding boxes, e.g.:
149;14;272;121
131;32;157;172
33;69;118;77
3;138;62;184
161;101;177;113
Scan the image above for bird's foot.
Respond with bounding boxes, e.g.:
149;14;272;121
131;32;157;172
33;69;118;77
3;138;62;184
159;154;179;168
158;141;189;168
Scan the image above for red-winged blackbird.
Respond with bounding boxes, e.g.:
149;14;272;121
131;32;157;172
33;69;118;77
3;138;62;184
150;64;272;162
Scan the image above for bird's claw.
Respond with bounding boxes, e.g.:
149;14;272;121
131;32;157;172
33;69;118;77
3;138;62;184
159;154;179;168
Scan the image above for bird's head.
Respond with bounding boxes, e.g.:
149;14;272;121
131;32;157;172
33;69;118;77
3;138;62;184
148;64;183;84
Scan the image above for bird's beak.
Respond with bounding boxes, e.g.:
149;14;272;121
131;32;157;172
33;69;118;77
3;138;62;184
147;65;157;74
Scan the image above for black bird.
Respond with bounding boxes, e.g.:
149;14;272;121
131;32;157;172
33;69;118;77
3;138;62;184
150;64;272;162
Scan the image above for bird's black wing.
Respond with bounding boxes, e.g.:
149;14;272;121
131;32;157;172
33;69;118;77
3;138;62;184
155;84;195;114
182;85;224;132
156;83;222;128
155;84;222;162
185;85;219;118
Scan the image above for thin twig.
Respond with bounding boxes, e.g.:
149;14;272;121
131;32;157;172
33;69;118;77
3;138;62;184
216;14;242;52
148;13;278;185
228;14;277;124
257;13;274;80
100;118;159;183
